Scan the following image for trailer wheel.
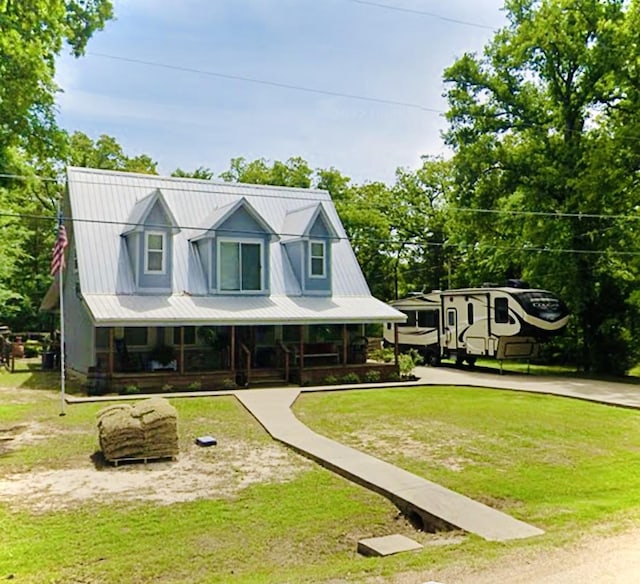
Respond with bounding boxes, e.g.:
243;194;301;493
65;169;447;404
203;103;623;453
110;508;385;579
466;356;477;367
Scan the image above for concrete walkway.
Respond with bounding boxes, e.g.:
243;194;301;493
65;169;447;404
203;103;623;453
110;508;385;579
413;366;640;409
235;388;544;542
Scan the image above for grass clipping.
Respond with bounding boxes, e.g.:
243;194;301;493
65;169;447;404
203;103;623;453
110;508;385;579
97;398;179;462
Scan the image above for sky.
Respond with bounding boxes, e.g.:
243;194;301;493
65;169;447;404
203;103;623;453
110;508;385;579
55;0;507;185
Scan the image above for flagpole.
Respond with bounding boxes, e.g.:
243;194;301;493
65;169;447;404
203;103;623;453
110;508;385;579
59;252;66;416
56;203;66;417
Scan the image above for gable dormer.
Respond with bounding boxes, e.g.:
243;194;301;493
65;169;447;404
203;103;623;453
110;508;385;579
281;203;339;295
121;189;180;292
190;197;278;294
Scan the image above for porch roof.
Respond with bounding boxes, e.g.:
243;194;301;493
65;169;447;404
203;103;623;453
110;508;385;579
83;294;406;327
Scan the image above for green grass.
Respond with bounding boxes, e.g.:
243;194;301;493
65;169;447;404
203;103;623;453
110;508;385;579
1;380;640;583
294;387;640;535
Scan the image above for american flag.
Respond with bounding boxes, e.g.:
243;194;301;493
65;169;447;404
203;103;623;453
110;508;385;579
50;216;68;276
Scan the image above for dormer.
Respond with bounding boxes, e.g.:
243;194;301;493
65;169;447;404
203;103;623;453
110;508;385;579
121;189;180;292
189;197;278;294
281;203;339;295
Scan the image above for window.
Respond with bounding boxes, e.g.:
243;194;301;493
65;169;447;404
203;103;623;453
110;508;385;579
399;310;417;327
173;326;196;345
309;240;326;277
447;309;456;327
467;303;474;325
219;240;262;291
495;297;509;324
417;310;439;328
124;327;148;346
145;232;165;273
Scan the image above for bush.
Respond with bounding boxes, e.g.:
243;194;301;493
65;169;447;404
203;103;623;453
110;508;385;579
368;347;395;363
161;384;174;392
221;378;237;390
322;375;339;385
187;381;202;391
398;348;423;378
341;372;361;384
120;384;140;395
364;370;381;383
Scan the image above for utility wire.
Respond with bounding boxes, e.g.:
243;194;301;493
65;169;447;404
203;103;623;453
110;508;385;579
0;209;638;257
88;52;441;113
2;171;640;223
344;0;498;30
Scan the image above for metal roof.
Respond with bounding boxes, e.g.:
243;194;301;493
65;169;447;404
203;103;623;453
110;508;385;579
66;167;404;324
82;294;403;326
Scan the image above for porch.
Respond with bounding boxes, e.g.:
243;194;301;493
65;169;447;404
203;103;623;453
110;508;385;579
89;324;399;394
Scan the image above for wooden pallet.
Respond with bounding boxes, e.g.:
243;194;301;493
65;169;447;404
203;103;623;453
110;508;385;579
108;454;177;467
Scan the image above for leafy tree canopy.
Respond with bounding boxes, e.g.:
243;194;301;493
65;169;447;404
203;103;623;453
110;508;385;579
0;0;114;164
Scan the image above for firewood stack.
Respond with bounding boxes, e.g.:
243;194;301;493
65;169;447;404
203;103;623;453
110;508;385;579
97;397;179;463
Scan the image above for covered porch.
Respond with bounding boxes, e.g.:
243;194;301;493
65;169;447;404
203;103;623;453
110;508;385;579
89;323;398;393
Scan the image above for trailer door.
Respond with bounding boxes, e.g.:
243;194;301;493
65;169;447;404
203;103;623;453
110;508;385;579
445;308;458;351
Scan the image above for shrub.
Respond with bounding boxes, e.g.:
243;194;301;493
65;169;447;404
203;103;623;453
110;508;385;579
120;384;140;395
364;370;381;383
161;384;174;392
187;381;202;391
221;378;237;390
398;348;423;378
368;347;395;363
322;375;339;385
341;372;361;384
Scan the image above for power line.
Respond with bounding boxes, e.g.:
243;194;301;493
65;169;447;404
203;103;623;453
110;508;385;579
3;171;640;223
88;52;441;114
0;208;638;257
344;0;497;30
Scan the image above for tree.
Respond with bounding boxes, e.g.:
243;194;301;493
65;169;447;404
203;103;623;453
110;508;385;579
443;0;640;373
67;132;158;174
219;156;313;188
0;0;114;165
172;167;214;180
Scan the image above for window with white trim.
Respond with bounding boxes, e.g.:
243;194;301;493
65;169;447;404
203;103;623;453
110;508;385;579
309;240;326;277
145;232;165;273
218;239;263;292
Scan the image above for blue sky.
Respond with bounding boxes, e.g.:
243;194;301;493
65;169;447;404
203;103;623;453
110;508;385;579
55;0;506;184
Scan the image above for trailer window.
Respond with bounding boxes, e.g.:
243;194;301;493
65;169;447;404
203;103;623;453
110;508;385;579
495;297;509;323
399;311;416;327
467;303;474;325
417;310;438;328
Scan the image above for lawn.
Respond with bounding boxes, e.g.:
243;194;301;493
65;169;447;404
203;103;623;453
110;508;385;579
1;365;640;583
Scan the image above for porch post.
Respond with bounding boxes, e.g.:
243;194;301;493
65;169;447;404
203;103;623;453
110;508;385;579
179;327;185;375
298;325;304;372
342;324;348;365
393;323;399;368
108;327;114;375
230;326;236;374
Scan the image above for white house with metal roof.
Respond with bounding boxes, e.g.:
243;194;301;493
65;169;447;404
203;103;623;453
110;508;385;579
48;167;405;392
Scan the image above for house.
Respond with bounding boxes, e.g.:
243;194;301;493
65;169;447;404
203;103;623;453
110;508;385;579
42;167;405;392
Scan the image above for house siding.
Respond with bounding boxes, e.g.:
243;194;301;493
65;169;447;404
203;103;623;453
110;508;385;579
63;249;95;373
304;216;332;294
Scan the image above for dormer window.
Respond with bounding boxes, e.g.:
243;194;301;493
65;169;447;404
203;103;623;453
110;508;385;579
309;240;326;278
219;239;263;292
145;232;166;274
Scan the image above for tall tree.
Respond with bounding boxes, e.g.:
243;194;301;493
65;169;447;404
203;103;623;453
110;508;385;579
0;0;114;165
443;0;640;373
67;132;158;174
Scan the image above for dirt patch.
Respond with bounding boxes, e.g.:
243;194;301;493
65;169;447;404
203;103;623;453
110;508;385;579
0;440;313;513
347;427;476;472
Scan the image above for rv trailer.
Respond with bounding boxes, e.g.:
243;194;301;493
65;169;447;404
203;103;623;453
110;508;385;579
383;285;569;366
